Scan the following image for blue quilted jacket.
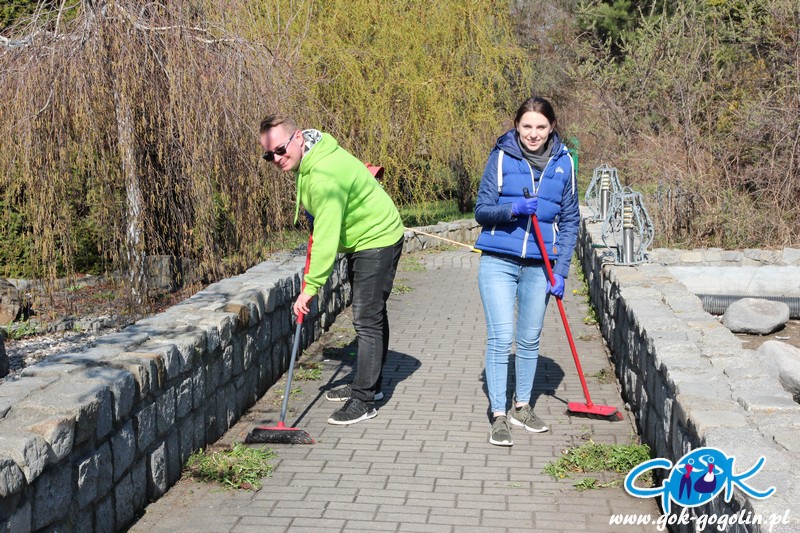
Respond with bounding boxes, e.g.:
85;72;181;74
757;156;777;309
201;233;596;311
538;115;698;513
473;130;580;278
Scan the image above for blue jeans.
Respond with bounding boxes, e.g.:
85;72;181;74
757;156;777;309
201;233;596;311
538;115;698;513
478;253;550;414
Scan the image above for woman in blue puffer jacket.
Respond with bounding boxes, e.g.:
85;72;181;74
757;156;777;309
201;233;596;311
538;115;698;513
474;96;580;447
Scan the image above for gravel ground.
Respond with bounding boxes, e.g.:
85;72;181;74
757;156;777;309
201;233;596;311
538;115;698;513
2;320;128;379
1;280;201;383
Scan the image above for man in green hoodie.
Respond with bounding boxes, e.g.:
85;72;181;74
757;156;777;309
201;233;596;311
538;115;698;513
260;115;405;425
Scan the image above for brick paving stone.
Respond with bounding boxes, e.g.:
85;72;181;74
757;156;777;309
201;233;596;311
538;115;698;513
304;487;357;503
289;472;342;487
337;479;388;491
379;511;429;524
429;507;481;520
232;525;286;533
237;516;292;527
129;249;660;532
454;527;508;533
345;520;400;531
355;495;411;506
398;524;454;533
481;508;536;525
321;509;376;521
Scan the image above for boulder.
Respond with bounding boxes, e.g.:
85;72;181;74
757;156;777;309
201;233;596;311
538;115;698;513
758;340;800;402
0;279;21;325
722;297;790;335
145;255;178;292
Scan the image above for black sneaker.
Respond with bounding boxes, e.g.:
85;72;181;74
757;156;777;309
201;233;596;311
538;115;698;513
325;384;384;402
327;398;378;425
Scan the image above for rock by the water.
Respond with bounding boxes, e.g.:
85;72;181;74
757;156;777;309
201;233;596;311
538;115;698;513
722;297;790;335
0;278;22;325
758;340;800;402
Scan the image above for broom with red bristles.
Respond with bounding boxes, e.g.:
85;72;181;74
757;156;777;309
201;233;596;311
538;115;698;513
524;188;621;420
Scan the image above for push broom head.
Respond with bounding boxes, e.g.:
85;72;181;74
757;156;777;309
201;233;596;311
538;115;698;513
245;422;315;445
568;402;624;421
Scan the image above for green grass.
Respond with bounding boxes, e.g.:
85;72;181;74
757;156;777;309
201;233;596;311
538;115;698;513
543;441;651;491
185;444;276;490
99;290;116;301
391;283;413;295
399;199;465;228
276;386;302;398
590;368;616;384
573;477;621;491
294;362;322;381
572;254;600;326
1;320;39;340
399;256;425;272
420;243;461;253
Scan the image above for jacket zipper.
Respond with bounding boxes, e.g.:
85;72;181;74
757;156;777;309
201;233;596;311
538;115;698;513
521;216;531;257
521;161;539;258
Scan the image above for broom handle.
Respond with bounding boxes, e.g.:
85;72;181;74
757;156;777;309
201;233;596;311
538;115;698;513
405;227;476;250
524;190;595;407
279;235;313;424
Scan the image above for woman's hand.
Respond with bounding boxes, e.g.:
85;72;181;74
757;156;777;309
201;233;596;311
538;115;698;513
547;274;565;298
511;197;538;216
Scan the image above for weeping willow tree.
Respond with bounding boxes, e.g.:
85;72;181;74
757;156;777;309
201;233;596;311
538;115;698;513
0;0;532;306
0;0;315;302
297;0;531;207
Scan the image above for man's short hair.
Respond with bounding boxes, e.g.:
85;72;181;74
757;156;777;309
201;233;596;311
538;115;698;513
260;114;298;135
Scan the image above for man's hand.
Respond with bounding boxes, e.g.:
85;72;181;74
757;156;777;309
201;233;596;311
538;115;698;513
547;274;565;298
293;292;314;317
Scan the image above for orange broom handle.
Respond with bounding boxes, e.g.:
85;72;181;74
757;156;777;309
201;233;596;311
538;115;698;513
297;234;313;325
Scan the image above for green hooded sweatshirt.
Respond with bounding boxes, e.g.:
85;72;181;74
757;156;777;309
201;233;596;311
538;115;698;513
295;132;404;296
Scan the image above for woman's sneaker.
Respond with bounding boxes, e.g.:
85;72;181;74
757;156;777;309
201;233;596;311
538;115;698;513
489;415;513;446
507;404;549;433
325;384;384;402
327;398;378;425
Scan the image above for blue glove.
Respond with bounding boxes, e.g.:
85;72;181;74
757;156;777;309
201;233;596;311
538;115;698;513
304;211;314;231
547;273;565;298
511;196;538;216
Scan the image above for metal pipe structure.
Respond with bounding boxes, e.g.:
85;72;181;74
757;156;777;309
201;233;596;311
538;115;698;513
600;171;611;221
600;187;654;265
584;164;622;222
622;198;635;264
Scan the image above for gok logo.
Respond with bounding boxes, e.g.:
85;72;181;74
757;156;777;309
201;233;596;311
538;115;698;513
624;447;775;514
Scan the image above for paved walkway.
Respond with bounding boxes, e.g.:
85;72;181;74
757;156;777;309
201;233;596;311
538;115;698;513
130;248;659;532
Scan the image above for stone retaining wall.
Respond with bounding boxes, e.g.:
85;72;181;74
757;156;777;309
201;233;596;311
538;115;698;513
577;208;799;532
648;247;800;267
0;220;480;533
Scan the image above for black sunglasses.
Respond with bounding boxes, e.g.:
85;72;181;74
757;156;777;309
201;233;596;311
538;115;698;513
262;130;298;162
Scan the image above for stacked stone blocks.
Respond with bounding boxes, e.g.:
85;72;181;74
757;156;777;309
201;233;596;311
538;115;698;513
0;220;478;532
577;208;799;532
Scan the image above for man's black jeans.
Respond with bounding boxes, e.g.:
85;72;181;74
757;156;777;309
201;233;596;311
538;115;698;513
348;237;403;403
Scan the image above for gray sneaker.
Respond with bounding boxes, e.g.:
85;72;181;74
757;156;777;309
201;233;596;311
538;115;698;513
507;404;549;433
489;416;513;446
325;384;384;402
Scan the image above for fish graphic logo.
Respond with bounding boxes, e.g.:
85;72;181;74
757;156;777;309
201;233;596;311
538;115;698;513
624;447;775;514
